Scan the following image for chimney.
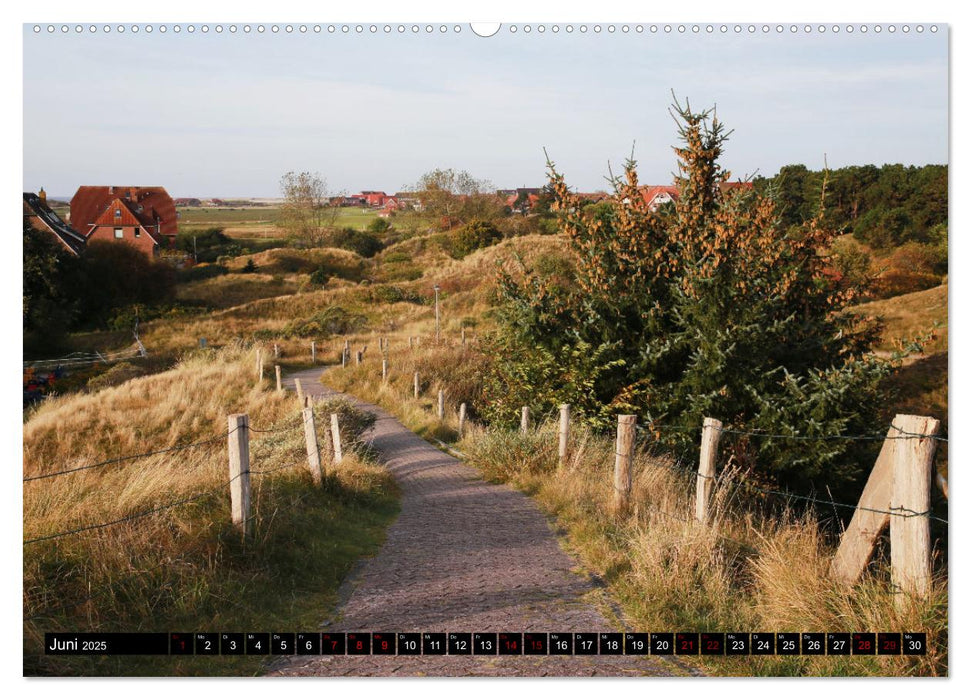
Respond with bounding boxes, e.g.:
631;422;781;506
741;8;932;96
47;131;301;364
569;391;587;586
128;187;138;202
38;187;46;203
109;186;114;195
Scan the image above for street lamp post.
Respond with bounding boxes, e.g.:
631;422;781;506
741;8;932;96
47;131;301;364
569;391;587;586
434;284;441;342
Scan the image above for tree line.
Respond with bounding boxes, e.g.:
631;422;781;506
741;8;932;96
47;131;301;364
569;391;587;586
753;162;947;249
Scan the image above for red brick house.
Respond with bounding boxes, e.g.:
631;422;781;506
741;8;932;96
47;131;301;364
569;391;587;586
350;191;392;208
23;189;86;255
69;186;178;256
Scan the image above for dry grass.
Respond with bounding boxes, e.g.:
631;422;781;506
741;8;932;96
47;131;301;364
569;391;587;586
24;343;399;676
851;283;947;355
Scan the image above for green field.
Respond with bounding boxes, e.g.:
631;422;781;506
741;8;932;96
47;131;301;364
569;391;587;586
178;206;380;235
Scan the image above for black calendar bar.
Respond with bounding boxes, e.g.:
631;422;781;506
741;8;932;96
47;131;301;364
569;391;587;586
44;631;927;656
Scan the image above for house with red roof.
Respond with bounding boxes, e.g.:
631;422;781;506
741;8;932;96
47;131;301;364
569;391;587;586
69;186;178;256
639;182;753;211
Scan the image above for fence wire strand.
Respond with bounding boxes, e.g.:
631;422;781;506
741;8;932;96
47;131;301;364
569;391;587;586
633;425;948;525
23;473;245;546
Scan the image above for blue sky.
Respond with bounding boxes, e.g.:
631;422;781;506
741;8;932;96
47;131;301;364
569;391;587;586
22;24;948;198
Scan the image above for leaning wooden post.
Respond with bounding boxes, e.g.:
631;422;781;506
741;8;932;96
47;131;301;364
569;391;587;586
294;378;304;404
458;402;467;437
521;406;530;435
558;404;571;468
227;414;251;538
382;358;388;383
311;341;316;364
438;389;445;421
414;372;420;399
275;365;282;392
330;413;343;464
302;406;323;485
612;415;637;513
890;414;940;606
695;417;723;524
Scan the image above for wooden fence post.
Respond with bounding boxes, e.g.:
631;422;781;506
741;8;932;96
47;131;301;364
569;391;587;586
302;406;323;485
255;348;262;378
521;406;530;435
461;328;466;345
330;413;343;464
227;414;251;538
558;404;571;468
891;415;940;605
458;402;467;437
274;343;279;359
695;417;723;524
438;389;445;421
409;336;414;349
414;372;420;399
295;378;304;404
612;415;637;513
275;365;282;392
382;359;388;382
830;415;941;591
311;341;316;364
356;350;363;366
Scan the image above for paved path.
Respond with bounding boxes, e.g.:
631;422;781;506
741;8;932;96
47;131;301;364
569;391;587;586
268;368;685;677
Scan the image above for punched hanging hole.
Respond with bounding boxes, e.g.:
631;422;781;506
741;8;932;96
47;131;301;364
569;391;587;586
470;23;501;38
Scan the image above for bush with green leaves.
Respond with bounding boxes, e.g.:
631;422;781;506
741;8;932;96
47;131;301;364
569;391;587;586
326;228;384;258
449;220;502;258
309;267;330;286
367;217;391;234
242;259;258;273
485;100;897;499
282;306;367;338
311;396;376;446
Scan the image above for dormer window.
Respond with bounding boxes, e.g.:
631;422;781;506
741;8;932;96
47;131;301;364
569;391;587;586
115;209;121;217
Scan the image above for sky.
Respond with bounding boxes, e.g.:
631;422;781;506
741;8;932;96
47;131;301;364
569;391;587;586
22;23;948;199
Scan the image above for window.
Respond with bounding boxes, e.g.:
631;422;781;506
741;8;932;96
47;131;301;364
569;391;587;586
134;229;141;238
114;228;124;239
114;209;121;217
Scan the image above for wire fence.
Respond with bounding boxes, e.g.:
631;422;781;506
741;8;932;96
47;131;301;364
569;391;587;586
24;345;145;370
23;412;308;546
629;421;949;526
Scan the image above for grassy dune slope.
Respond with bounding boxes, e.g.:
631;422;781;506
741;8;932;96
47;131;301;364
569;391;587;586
23;345;398;676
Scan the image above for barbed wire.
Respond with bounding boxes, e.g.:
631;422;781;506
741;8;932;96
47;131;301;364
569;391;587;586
22;428;239;483
23;473;243;546
635;421;946;443
633;435;948;525
24;414;305;484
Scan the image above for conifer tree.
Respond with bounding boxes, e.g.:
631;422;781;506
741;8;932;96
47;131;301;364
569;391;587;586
485;99;895;495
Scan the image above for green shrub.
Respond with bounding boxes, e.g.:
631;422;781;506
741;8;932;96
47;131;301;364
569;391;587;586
311;396;376;445
242;259;258;273
282;306;368;338
382;251;411;264
449;220;502;258
367;218;391;234
326;228;384;258
309;267;330;286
